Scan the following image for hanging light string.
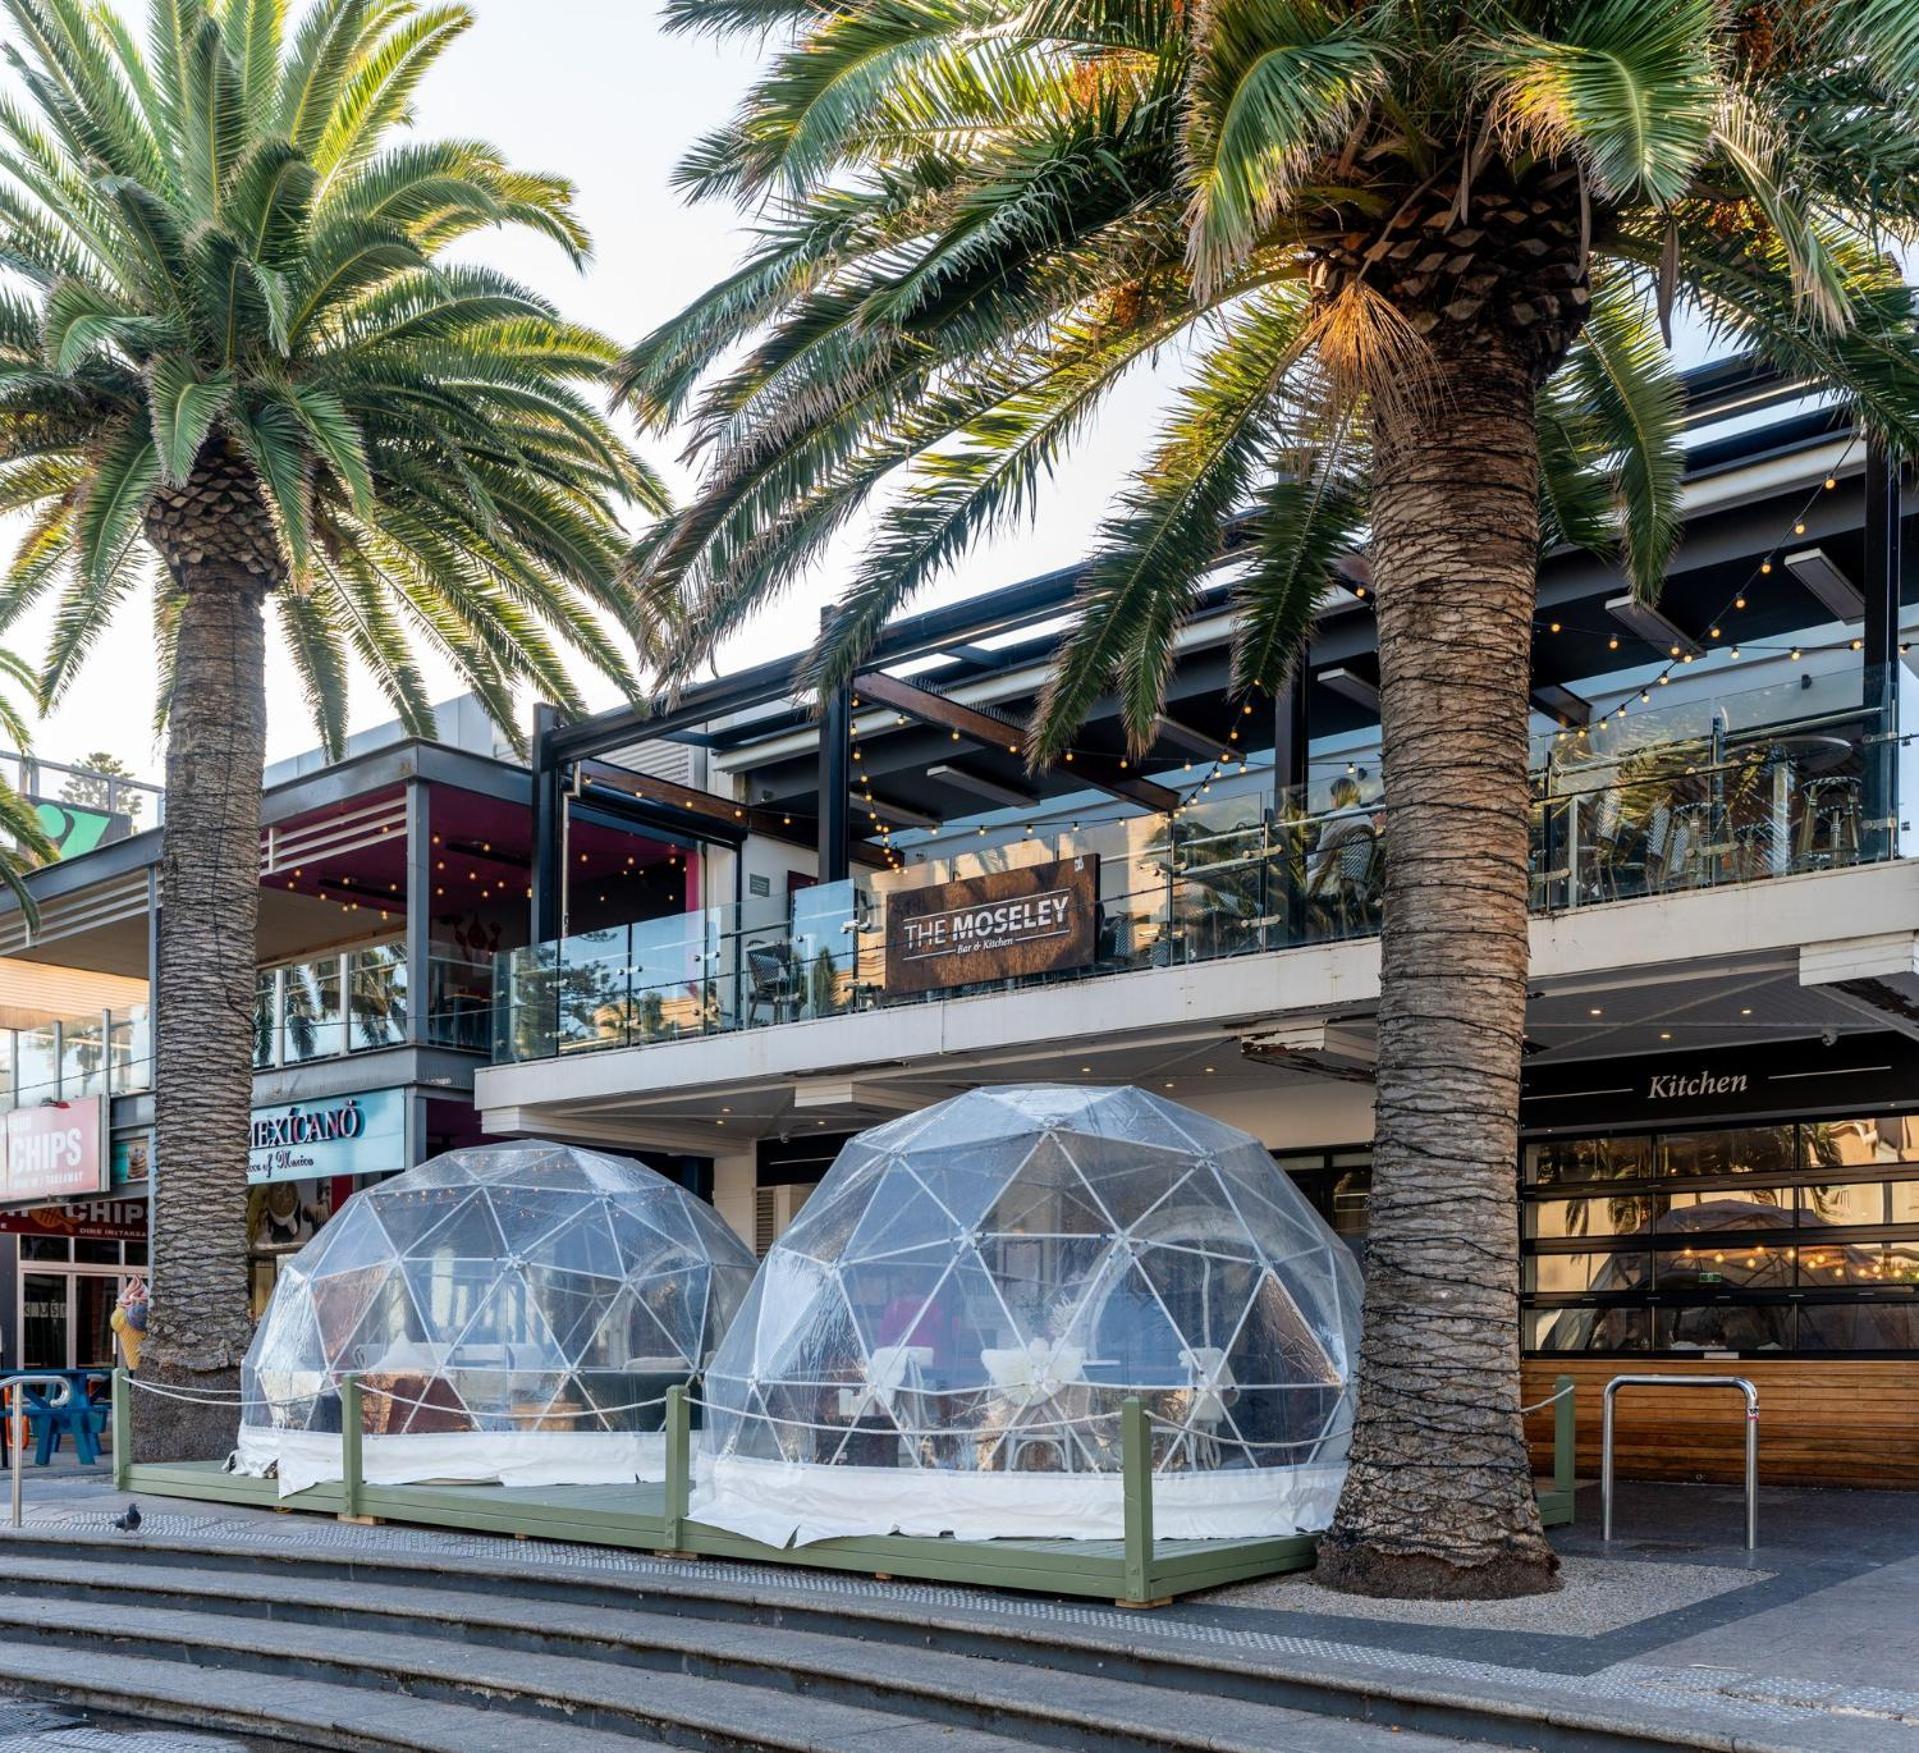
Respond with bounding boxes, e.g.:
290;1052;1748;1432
1537;436;1867;745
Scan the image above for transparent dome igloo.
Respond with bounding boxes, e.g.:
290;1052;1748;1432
694;1086;1362;1546
236;1141;757;1495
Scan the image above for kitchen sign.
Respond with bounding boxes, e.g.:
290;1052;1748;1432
883;857;1099;996
248;1087;405;1186
0;1097;109;1205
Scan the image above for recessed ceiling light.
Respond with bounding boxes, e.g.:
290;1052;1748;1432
1589;1007;1603;1017
1659;1032;1672;1041
1740;1007;1753;1016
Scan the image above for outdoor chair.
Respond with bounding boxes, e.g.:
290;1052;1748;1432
745;942;799;1026
1305;823;1380;936
1795;776;1863;869
1173;1345;1236;1470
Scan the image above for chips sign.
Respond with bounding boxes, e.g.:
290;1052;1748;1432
0;1097;109;1205
883;857;1100;995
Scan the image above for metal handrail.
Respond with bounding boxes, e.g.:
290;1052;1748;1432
5;1372;74;1528
1602;1373;1758;1551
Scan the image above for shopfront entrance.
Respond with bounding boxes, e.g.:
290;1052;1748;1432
1517;1032;1919;1489
19;1262;123;1369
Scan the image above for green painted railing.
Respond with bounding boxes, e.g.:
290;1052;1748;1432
1554;1374;1576;1499
341;1374;364;1519
111;1368;130;1492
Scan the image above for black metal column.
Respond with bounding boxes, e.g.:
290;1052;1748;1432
1272;670;1310;807
1863;438;1903;859
530;701;567;943
817;619;852;883
1272;670;1310;944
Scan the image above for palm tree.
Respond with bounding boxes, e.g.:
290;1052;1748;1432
0;0;665;1457
0;647;58;918
629;0;1919;1595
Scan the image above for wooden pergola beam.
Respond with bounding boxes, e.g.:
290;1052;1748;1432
852;671;1179;815
577;762;890;867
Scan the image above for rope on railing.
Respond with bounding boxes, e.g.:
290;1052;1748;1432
124;1374;672;1422
1519;1383;1576;1415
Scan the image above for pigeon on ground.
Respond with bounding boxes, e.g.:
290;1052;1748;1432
110;1502;140;1533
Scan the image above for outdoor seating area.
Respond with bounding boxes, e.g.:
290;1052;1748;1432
235;1141;757;1494
0;1369;110;1466
491;668;1898;1068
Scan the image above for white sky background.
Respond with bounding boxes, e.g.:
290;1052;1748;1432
3;0;1723;780
1;0;1179;779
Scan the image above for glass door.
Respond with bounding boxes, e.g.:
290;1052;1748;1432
20;1274;70;1369
75;1275;118;1368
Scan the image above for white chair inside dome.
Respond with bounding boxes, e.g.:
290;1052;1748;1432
693;1085;1362;1547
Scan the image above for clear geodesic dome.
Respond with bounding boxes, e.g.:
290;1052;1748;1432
235;1140;757;1495
694;1086;1362;1545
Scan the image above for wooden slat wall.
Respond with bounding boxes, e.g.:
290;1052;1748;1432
1522;1358;1919;1488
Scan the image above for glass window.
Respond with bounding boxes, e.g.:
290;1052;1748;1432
347;944;408;1049
1658;1126;1795;1180
280;957;343;1063
253;969;277;1068
1798;1298;1919;1350
1802;1116;1919;1171
1525;1250;1650;1294
19;1236;69;1262
1527;1306;1649;1352
1527;1135;1653;1186
1799;1182;1891;1228
16;1023;58;1102
59;1014;106;1098
1527;1195;1662;1239
124;1242;148;1267
1656;1240;1790;1292
1655;1304;1793;1352
72;1240;121;1264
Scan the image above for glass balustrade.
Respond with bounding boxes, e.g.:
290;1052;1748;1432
0;1004;151;1108
492;677;1908;1068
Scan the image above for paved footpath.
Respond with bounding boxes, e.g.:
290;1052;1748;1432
5;1465;1917;1751
0;1699;265;1751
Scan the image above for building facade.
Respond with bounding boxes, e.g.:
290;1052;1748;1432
474;367;1919;1488
0;712;547;1368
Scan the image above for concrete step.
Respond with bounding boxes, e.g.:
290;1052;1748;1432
0;1554;1465;1753
0;1590;1048;1753
0;1641;667;1752
0;1529;1750;1752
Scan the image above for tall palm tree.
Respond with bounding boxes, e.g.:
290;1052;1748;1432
630;0;1919;1595
0;0;665;1457
0;647;58;919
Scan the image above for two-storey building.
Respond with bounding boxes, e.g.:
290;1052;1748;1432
476;363;1919;1489
0;700;705;1371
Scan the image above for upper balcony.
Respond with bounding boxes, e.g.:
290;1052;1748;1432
491;657;1911;1068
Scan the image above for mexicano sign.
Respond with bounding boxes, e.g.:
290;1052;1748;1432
883;857;1100;995
247;1088;405;1186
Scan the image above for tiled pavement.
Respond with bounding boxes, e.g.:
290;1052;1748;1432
0;1700;262;1751
7;1465;1918;1748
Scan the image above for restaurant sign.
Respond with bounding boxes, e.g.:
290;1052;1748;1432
883;857;1099;996
0;1097;109;1205
0;1196;145;1241
248;1087;405;1186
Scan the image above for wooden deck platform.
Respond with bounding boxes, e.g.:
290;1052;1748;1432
116;1378;1578;1607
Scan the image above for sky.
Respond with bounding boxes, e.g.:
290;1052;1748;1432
1;0;1177;781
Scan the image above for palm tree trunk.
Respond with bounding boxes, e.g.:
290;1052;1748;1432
1315;333;1558;1599
132;567;269;1460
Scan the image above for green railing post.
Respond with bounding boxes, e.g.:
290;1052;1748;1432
663;1384;691;1553
1554;1374;1576;1504
111;1368;130;1491
340;1374;364;1520
1121;1396;1153;1604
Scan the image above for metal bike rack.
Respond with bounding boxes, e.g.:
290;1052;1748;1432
6;1373;74;1528
1602;1374;1758;1550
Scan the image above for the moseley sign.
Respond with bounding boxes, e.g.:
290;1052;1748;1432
884;857;1099;995
0;1097;108;1205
